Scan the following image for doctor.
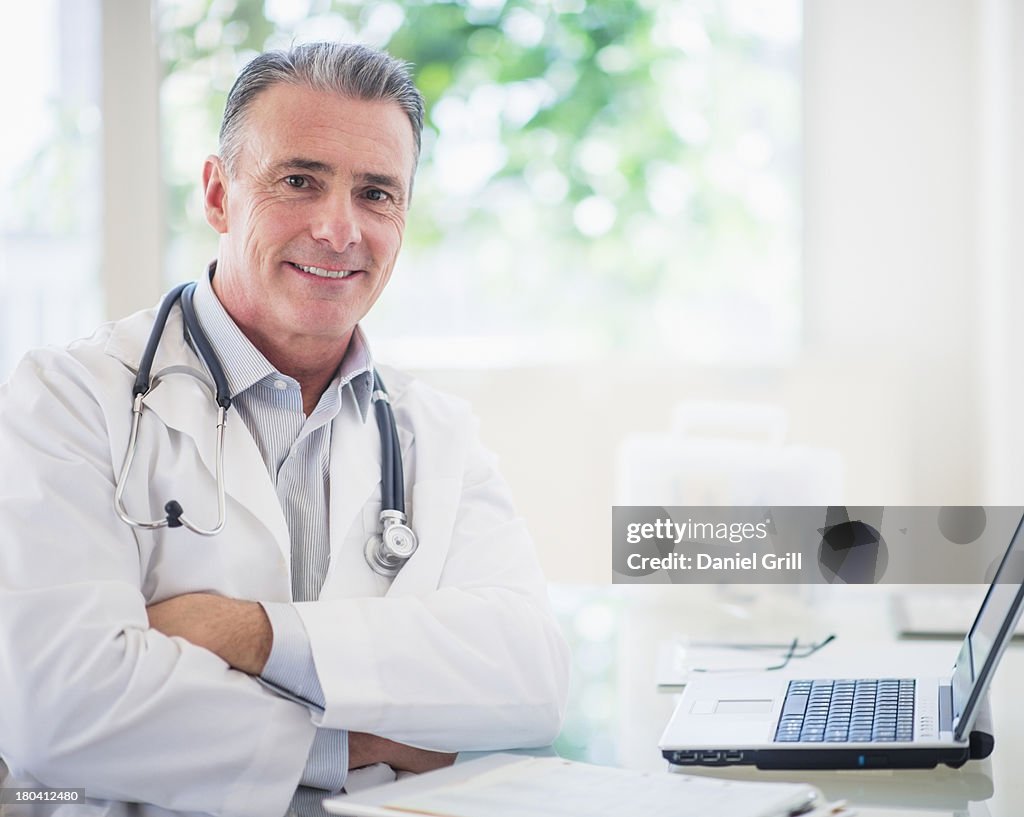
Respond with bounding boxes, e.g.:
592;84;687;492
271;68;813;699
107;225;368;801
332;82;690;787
0;42;569;816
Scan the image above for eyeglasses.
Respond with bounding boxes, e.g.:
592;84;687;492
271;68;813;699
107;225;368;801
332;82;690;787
688;634;836;674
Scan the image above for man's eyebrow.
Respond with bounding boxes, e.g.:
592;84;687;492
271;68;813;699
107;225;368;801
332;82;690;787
269;158;336;175
358;172;407;196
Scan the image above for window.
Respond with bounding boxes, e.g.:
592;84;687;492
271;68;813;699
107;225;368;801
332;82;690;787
0;0;103;378
158;0;801;367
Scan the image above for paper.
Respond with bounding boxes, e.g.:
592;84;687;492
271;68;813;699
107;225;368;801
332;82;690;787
891;589;1024;640
326;756;821;817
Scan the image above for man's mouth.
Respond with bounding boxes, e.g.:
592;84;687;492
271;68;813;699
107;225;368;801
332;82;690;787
290;262;358;279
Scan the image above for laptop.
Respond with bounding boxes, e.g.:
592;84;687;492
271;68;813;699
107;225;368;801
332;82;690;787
660;511;1024;770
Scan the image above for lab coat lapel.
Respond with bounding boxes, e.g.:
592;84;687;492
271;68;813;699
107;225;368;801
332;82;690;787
327;399;414;590
328;403;381;570
140;375;292;561
105;305;290;561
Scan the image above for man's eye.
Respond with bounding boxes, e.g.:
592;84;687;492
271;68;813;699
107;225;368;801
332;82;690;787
284;175;308;188
365;188;390;202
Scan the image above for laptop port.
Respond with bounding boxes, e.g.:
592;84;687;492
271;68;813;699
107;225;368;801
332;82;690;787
699;751;722;762
671;750;699;764
724;751;744;762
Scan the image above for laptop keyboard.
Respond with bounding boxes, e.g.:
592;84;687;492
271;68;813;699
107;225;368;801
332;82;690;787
774;679;915;743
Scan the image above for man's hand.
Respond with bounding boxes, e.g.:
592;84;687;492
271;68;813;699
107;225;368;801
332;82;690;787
147;592;272;675
349;732;456;774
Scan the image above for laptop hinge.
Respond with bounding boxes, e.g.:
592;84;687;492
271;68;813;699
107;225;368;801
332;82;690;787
938;684;954;732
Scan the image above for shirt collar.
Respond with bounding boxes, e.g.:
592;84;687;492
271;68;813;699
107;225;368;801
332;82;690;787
190;263;375;422
335;325;375;422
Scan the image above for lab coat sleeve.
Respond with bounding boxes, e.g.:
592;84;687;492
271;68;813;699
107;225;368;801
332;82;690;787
296;390;571;749
0;349;315;817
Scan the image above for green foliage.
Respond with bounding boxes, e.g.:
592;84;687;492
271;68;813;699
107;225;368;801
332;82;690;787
6;103;97;236
158;0;801;358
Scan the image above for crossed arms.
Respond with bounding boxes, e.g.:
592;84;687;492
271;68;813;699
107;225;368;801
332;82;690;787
145;592;456;773
0;348;569;817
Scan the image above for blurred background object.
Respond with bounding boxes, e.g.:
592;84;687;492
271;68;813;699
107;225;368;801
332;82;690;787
616;400;843;506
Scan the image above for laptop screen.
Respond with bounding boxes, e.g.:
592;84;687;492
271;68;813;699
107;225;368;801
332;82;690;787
951;511;1024;739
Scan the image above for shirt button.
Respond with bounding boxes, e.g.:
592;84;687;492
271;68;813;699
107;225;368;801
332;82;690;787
274;380;288;390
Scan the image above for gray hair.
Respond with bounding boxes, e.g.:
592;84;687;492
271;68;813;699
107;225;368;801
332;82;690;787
218;42;425;177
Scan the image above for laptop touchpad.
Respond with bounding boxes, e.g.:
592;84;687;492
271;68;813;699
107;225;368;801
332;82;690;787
715;699;773;715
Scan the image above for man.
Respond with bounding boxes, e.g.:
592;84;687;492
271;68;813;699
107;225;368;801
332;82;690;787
0;43;569;816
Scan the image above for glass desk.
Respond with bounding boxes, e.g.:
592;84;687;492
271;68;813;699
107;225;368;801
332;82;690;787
2;584;1019;816
550;583;1021;817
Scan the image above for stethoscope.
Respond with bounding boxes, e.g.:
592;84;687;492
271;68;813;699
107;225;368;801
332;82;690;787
113;280;419;578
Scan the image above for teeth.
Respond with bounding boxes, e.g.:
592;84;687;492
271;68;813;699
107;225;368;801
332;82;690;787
295;263;353;279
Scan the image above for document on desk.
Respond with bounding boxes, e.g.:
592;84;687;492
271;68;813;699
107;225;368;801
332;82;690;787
323;754;830;817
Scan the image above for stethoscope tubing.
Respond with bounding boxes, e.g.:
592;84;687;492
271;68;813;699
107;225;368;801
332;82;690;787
116;283;231;535
113;280;417;574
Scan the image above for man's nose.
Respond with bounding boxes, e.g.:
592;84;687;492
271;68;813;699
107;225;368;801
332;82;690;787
311;194;362;250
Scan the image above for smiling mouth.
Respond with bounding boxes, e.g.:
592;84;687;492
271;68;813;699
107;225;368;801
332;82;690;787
290;262;359;279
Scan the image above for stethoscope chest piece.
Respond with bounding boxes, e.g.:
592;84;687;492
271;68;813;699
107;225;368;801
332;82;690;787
365;510;418;578
362;373;418;577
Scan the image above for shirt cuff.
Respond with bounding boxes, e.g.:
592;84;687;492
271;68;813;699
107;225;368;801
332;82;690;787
259;601;326;708
301;727;349;791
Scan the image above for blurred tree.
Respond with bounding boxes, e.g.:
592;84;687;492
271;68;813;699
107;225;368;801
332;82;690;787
158;0;800;362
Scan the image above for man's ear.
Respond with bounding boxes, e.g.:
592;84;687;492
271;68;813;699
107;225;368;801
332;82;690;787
203;155;230;234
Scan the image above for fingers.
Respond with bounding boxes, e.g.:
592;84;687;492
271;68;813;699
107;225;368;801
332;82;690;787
348;732;456;773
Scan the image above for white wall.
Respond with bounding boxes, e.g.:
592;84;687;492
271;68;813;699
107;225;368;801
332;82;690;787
413;359;915;582
978;0;1024;502
803;0;982;506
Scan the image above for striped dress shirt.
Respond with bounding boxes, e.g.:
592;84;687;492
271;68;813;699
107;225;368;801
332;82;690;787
192;268;373;792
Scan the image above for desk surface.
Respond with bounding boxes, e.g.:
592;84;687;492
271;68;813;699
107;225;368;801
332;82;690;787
2;584;1017;816
550;583;1020;817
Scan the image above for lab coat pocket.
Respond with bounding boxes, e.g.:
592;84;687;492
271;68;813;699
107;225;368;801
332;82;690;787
319;497;392;598
385;477;460;597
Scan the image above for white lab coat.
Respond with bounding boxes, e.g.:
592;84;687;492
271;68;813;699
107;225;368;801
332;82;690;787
0;301;570;817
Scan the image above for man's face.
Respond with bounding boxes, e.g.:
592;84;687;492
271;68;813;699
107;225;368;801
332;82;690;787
203;83;415;353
